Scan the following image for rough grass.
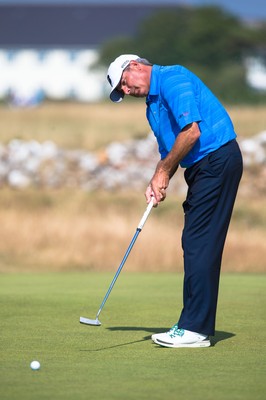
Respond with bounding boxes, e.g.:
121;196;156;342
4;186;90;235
229;105;266;137
0;102;149;151
0;102;265;274
0;189;265;273
0;273;265;400
0;102;266;151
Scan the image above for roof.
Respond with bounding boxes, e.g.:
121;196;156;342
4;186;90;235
0;4;177;48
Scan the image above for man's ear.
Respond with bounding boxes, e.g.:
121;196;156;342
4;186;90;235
130;60;140;69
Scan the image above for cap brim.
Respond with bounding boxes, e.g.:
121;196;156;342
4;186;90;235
110;88;124;103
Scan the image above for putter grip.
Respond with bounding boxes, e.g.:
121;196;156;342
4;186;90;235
137;199;154;230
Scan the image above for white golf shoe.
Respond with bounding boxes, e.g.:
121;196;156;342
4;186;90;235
151;323;211;348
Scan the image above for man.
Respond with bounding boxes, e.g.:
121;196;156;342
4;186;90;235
107;54;243;348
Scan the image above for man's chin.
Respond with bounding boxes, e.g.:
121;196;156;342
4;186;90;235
131;93;146;98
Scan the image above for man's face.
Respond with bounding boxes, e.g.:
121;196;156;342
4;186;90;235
118;61;150;98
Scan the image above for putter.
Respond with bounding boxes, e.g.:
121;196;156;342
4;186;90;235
80;199;154;326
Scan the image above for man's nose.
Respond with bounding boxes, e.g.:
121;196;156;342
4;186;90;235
121;84;130;95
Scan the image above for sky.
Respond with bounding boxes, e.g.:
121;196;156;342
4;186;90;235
0;0;265;22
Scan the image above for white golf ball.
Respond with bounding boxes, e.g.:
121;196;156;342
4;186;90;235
30;360;40;370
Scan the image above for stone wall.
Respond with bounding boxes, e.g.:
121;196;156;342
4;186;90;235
0;131;265;197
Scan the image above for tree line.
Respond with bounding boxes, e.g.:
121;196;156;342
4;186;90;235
98;6;266;104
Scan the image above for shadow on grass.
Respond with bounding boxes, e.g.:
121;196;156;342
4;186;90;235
80;337;149;352
109;327;235;345
212;330;235;345
79;327;162;352
80;327;235;352
108;326;168;334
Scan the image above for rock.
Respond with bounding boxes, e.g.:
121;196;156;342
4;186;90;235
0;131;265;197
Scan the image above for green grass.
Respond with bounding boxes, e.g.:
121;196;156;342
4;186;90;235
0;272;265;400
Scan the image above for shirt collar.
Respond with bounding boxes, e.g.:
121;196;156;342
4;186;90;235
146;65;160;103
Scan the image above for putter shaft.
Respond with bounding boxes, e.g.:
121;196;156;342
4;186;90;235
80;199;154;326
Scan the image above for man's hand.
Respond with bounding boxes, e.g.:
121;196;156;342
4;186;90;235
145;123;201;206
145;166;169;206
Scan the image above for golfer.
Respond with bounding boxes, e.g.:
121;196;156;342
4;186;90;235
107;54;243;348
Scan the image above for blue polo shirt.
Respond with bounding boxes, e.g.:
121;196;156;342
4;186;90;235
146;64;236;168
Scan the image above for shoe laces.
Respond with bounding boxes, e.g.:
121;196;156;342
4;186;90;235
169;324;184;338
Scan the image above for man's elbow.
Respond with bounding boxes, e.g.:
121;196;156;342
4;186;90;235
190;122;201;143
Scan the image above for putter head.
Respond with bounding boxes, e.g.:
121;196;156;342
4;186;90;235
80;316;101;326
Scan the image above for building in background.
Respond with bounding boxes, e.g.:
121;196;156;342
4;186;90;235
245;56;266;91
0;48;105;104
0;3;265;105
0;3;170;105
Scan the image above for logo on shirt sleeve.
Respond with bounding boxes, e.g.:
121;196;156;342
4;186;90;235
179;111;190;119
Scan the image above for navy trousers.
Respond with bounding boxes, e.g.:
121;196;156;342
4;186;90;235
178;139;243;336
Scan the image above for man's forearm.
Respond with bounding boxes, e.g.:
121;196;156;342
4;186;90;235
157;122;201;177
147;122;201;205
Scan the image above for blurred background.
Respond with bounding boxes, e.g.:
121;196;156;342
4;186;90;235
1;0;266;104
0;0;265;273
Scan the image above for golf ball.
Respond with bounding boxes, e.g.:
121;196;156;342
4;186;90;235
30;361;40;370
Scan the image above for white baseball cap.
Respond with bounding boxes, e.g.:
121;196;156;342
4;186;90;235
107;54;140;102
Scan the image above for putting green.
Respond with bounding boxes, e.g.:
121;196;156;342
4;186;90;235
0;272;265;400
